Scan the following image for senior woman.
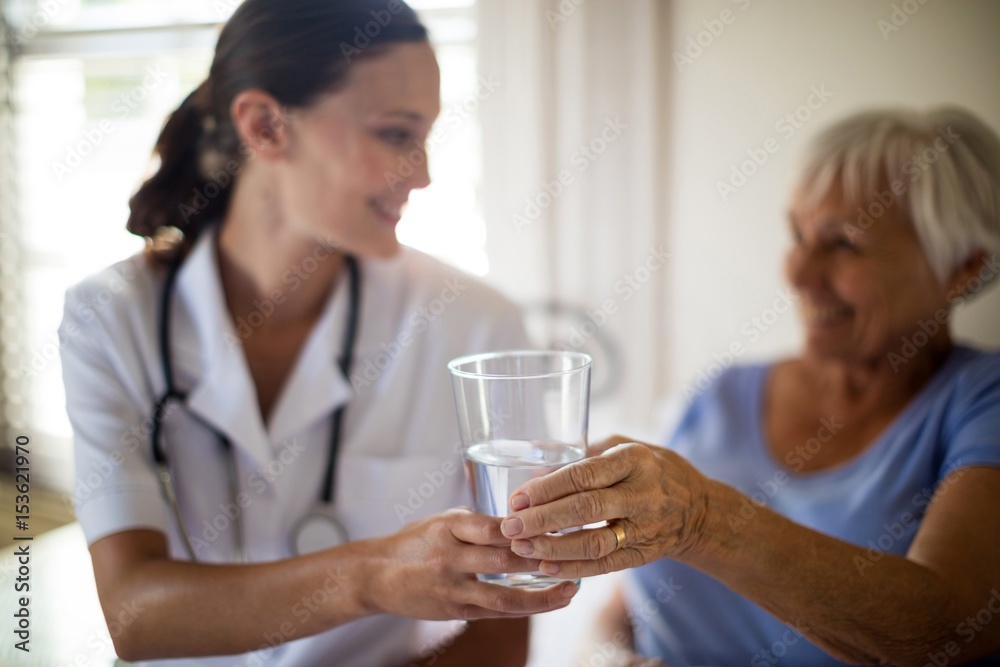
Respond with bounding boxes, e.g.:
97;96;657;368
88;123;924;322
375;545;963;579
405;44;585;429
500;107;1000;666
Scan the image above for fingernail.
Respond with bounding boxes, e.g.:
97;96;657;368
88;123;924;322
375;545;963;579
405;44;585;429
560;581;577;597
540;561;560;576
511;539;533;556
501;516;523;537
510;493;530;511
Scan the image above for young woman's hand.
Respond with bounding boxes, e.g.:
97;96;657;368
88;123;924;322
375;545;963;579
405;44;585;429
364;507;580;620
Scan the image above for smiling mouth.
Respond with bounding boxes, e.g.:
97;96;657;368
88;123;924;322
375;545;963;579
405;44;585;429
801;303;853;326
372;199;404;225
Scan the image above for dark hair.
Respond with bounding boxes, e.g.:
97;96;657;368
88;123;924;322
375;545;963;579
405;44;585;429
127;0;428;248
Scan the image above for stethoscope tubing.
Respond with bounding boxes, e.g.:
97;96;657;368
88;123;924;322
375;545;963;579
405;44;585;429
151;240;360;561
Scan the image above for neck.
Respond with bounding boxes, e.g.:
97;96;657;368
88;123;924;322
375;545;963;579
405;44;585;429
216;171;345;329
804;331;955;412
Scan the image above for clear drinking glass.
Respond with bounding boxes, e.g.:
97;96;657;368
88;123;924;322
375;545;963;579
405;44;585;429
448;350;592;589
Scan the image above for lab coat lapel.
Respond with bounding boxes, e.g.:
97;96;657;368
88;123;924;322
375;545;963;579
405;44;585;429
266;263;355;447
173;231;274;468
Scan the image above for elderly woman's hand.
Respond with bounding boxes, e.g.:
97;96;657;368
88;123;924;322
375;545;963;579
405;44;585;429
498;438;715;578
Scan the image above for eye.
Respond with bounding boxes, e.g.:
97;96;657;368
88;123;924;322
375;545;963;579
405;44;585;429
831;236;856;251
378;127;415;146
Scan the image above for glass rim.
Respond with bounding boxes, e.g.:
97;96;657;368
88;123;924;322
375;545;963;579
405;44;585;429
447;349;592;380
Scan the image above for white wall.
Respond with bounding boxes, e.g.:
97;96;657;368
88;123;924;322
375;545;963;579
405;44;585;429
662;0;1000;399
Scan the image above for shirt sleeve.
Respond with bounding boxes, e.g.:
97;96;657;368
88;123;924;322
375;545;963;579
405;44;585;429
940;353;1000;475
59;284;172;545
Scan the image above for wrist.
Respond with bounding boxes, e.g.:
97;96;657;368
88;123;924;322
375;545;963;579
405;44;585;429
310;539;381;624
346;538;382;617
675;477;742;564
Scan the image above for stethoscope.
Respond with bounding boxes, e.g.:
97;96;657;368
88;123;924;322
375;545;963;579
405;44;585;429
151;244;360;562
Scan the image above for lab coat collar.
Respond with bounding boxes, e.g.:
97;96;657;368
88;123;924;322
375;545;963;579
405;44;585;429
173;229;354;466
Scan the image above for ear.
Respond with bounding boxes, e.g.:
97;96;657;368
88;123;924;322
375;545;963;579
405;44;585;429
944;249;989;299
229;90;292;160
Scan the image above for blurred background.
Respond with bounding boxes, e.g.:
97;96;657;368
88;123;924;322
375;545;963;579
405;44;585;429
0;0;997;665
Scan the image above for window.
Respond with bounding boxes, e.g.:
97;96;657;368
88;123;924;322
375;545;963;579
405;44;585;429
3;0;484;490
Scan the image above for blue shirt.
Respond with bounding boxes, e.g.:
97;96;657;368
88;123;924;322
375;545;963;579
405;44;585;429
626;346;1000;666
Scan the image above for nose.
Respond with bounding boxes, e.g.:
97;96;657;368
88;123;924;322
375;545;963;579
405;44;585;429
785;241;828;293
410;147;431;190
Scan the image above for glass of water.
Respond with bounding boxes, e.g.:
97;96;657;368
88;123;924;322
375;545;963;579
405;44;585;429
448;350;592;589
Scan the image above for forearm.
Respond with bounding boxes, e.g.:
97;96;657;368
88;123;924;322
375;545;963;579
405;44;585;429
105;540;373;660
685;480;966;665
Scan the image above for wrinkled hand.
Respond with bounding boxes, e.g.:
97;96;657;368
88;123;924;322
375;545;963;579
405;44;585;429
366;507;579;620
498;438;711;579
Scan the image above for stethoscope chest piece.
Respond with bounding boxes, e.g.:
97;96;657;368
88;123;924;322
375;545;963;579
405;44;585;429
292;510;350;554
154;248;362;563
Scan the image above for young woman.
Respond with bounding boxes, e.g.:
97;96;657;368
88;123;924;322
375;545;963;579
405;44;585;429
59;1;576;665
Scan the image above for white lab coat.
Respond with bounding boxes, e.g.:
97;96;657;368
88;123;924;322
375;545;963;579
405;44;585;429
59;230;529;667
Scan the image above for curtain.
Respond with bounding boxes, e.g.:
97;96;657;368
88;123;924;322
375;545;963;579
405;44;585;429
477;0;671;432
0;8;23;452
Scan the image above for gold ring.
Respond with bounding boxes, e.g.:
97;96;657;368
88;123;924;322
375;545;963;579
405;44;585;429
607;521;627;552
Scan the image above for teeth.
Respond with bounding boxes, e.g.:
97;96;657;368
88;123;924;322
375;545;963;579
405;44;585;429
803;304;851;323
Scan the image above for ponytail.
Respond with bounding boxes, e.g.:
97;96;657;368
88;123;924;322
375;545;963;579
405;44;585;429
127;80;233;254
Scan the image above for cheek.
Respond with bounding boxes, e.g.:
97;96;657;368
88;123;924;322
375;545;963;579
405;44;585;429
844;267;931;343
361;144;405;192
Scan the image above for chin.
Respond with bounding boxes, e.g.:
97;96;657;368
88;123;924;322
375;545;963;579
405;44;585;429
801;330;853;360
355;235;402;260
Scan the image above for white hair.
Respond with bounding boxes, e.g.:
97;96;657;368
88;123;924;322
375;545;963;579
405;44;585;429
796;107;1000;287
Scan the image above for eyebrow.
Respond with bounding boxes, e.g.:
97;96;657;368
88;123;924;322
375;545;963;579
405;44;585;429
380;110;426;123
